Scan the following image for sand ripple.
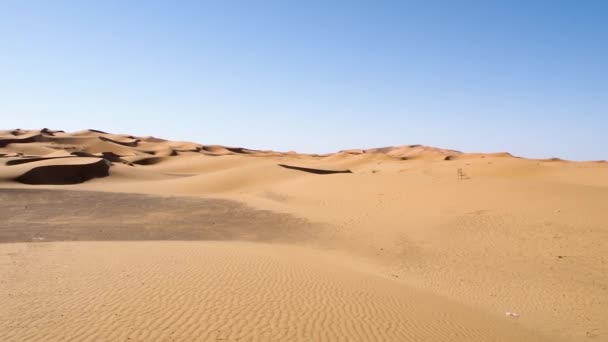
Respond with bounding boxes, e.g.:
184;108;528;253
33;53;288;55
0;241;545;342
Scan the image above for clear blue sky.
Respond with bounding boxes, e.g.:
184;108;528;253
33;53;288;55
1;1;606;160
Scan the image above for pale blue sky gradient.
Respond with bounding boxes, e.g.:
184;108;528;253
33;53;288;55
1;1;606;160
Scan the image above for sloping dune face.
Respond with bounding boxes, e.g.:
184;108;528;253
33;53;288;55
16;159;110;185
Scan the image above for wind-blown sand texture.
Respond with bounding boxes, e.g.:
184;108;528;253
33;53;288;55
1;128;607;341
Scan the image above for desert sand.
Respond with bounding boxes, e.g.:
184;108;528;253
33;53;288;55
1;128;607;341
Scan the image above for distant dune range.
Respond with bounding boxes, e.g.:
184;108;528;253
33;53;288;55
1;128;607;342
0;128;534;185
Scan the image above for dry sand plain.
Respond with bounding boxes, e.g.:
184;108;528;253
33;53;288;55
1;128;607;341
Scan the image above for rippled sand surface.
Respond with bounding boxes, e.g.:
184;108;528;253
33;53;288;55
1;241;545;342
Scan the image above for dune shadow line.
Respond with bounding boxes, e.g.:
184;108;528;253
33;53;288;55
278;164;352;174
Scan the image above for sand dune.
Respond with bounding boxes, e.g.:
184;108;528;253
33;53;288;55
0;132;42;147
16;158;110;185
1;128;607;341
